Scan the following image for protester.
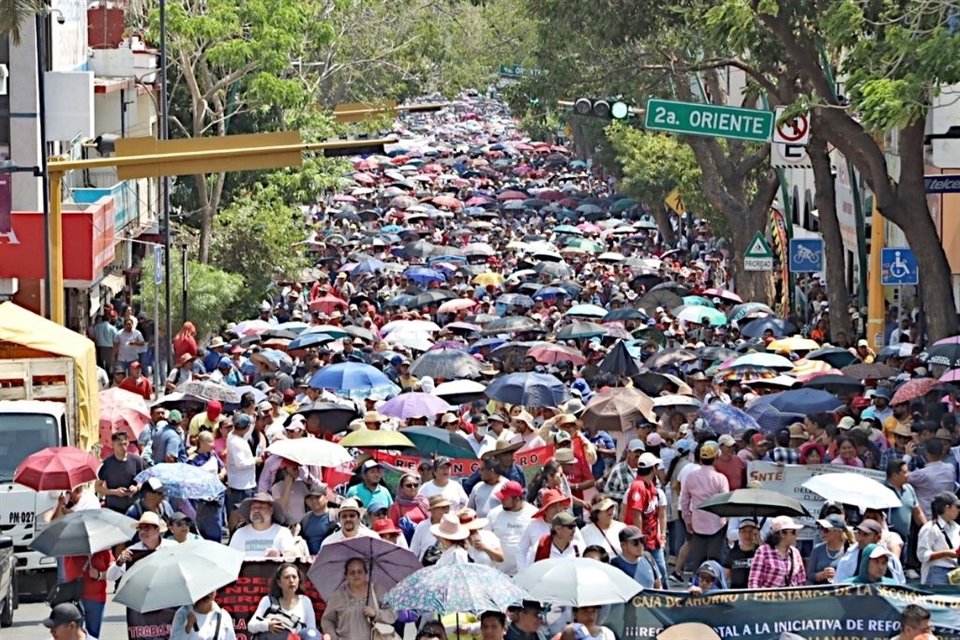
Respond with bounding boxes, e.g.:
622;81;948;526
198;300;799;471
844;544;899;585
248;563;317;636
346;460;394;508
487;481;537;576
227;493;296;558
723;518;760;589
96;431;144;514
580;495;625;558
419;457;469;510
747;516;806;588
321;498;376;548
917;491;960;586
429;513;472;565
680;441;729;573
806;515;850;584
688;560;728;595
321;557;397;640
170;591;236;640
106;512;176;581
62;548;112;638
612;526;662;588
300;485;335;554
42;603;89;640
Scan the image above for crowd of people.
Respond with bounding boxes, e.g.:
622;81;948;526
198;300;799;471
39;94;958;640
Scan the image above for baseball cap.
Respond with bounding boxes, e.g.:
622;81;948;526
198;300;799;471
361;460;383;472
234;413;254;429
750;433;768;447
738;518;759;530
627;438;646;452
699;441;719;459
551;511;577;528
646;433;665;447
856;519;883;535
554;449;576;464
771;515;804;532
717;434;736;447
496;480;524;501
43;603;83;628
868;545;892;560
618;526;643;542
817;515;847;530
372;518;402;536
637;452;661;468
433;456;452;470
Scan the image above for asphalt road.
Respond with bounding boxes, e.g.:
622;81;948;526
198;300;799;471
7;598;127;639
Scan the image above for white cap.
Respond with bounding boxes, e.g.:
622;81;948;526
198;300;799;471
771;515;804;532
717;434;736;447
637;452;661;468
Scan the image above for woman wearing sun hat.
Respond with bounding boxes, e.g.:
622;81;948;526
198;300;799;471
748;515;807;588
458;508;504;566
430;513;472;565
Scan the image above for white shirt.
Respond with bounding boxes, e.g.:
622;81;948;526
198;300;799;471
467;529;504;567
525;535;584;566
436;545;471;566
486;503;537;575
226;432;257;490
468;479;506;518
106;539;177;581
246;594;316;635
467;433;498;457
418;479;469;511
517;518;586;571
410;518;439;560
581;521;626;558
917;517;960;584
227;523;296;558
319;526;377;549
170;603;236;640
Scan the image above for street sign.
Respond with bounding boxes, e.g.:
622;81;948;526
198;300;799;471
772;107;810;146
153;246;163;285
498;64;542;79
664;188;685;215
771;143;811;169
743;231;774;271
644;98;774;143
924;174;960;193
881;247;919;286
789;237;824;273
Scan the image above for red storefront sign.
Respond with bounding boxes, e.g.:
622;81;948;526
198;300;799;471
0;196;116;282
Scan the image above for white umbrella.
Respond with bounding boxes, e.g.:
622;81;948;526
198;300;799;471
513;557;641;606
266;437;353;468
385;331;435;352
801;473;902;510
114;540;244;612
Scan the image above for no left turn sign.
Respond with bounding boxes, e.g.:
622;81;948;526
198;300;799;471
772;106;810;146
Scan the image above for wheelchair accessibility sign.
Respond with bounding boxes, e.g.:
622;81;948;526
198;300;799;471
881;247;919;286
788;238;823;273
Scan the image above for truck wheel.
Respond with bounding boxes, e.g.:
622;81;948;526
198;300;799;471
0;575;13;627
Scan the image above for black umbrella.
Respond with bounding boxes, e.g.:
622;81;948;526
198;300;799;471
412;290;457;307
603;308;647;323
740;317;796;339
648;281;691;296
803;374;864;395
806;347;859;369
698;346;738;363
404;240;436;258
638;290;683;316
644;348;698;370
630;273;664;291
483;316;542;335
923;343;960;368
296;402;360;435
697;488;810;519
599;341;643;377
632;369;682;396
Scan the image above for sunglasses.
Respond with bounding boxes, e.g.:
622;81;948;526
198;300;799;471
402;483;419;488
781;529;797;535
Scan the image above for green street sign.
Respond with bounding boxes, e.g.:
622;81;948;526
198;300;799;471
743;231;775;272
644;98;774;143
498;64;542;79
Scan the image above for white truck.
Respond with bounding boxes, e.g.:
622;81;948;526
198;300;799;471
0;358;89;598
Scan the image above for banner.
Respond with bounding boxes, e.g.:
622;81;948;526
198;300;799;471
126;560;321;640
747;461;885;540
324;445;555;496
605;584;960;640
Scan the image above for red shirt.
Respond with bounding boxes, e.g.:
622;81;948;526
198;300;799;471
119;375;153;400
64;549;112;602
714;454;747;490
624;478;660;551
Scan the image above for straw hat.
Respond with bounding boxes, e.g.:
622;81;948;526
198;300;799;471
132;511;168;533
457;508;489;530
430;513;471;541
481;439;523;459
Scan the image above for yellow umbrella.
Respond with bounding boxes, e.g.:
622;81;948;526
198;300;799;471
767;336;821;353
472;272;504;286
791;358;832;380
338;429;414;449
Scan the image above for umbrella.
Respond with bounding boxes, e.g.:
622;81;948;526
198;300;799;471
603;308;647;323
841;362;898;380
638;290;683;316
802;473;902;510
309;536;422;601
599;341;643;377
404;240;436;258
288;332;337;350
879;343;916;360
385;563;529;613
379;393;452;419
725;353;795;371
404;267;446;286
134;463;225;501
652;395;703;412
582;387;656;430
266;438;353;468
99;387;151;439
250;348;293;373
891;378;942;405
923;343;960;368
401;426;477;459
767;336;821;353
385;331;434;352
698;402;760;436
746;401;805;434
114;540;244;612
30;509;136;557
233;319;273;337
482;316;541;335
496;294;535;309
766;388;843;413
806;347;860;369
565;304;608;319
528;344;587;366
308;363;400;400
644;348;698;370
740;317;796;339
697;346;738;364
410;349;482;379
940;369;960;383
484;372;569;407
297;401;361;435
702;287;743;304
181;380;242;404
309;294;349;314
513;558;641;607
433;380;487;406
381;319;442;335
437;298;477;314
338;429;415;450
556;321;606;340
728;302;775;322
696;488;810;519
676;305;727;326
14;446;101;491
802;374;864;395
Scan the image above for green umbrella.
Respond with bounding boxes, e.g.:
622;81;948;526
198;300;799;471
683;295;715;307
610;197;637;213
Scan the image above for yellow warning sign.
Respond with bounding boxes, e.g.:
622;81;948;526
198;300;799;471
664;188;685;215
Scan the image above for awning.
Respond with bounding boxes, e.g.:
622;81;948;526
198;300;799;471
101;272;126;295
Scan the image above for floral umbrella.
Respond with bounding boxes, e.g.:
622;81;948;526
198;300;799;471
891;378;943;405
385;563;529;614
99;387;151;441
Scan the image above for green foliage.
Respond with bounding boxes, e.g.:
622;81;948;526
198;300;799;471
0;0;43;44
209;187;309;319
135;247;244;338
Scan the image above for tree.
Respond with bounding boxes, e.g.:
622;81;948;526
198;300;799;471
138;0;334;263
209;184;310;320
705;0;960;339
135;246;244;338
0;0;42;44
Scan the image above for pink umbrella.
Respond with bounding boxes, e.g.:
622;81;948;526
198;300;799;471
703;287;744;304
940;369;960;383
496;190;527;201
465;196;492;207
577;222;602;234
234;319;272;337
528;344;587;366
309;294;348;314
433;195;463;210
352;171;376;184
333;194;358;203
99;387;151;443
437;298;477;314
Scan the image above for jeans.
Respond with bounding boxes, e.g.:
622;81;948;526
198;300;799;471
80;598;105;638
925;565;953;586
226;487;254;518
194;498;224;542
649;546;667;585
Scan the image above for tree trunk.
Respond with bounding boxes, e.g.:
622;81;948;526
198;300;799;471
726;202;775;307
807;127;852;344
653;206;677;245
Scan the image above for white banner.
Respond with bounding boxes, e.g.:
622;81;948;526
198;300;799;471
747;461;885;540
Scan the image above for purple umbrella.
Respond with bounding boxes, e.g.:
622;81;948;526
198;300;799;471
379;392;452;419
698;402;761;435
308;537;421;601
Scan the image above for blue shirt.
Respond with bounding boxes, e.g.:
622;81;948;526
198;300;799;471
152;423;186;464
586;430;615;479
299;511;333;554
612;554;659;588
92;321;118;348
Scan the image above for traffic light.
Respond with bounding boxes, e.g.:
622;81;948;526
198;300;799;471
572;98;630;120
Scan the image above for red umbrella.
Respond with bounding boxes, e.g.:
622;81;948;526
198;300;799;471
99;387;151;443
496;190;527;202
703;287;744;304
539;189;564;202
432;195;463;211
15;447;101;491
528;344;587;366
891;378;943;405
351;172;376;185
309;294;348;314
465;196;491;207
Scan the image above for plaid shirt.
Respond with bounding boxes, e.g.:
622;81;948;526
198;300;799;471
604;461;637;502
748;544;805;588
769;447;801;465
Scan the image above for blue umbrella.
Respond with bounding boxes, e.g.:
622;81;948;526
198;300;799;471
534;286;571;300
698;402;761;436
352;258;388;276
382;224;406;234
740;317;796;339
404;266;446;285
135;463;225;501
746;400;805;434
484;372;569;407
468;337;506;354
497;293;535;308
308;362;401;399
766;388;843;414
288;333;336;350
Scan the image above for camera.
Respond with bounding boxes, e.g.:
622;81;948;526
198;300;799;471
56;13;65;24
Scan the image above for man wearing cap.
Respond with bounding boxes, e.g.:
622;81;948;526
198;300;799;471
226;413;258;528
504;600;548;640
209;355;241;387
347;460;394;509
321;497;377;549
118;361;153;400
613;526;662;589
834;518;906;583
468;457;508;518
166;511;202;543
680;441;730;572
188;400;224;442
300;484;334;554
228;493;296;558
737;432;769;464
528;512;583;564
486;412;515;443
418;457;469;510
624;452;667;580
487;481;537;576
714;434;746;489
410;495;453;560
107;512;176;581
604;439;645;504
125;476;174;522
844;544;899;585
861;386;894;425
42;602;89;640
465;440;526;496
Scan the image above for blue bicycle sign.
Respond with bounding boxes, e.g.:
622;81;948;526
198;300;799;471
880;247;919;286
788;238;823;273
